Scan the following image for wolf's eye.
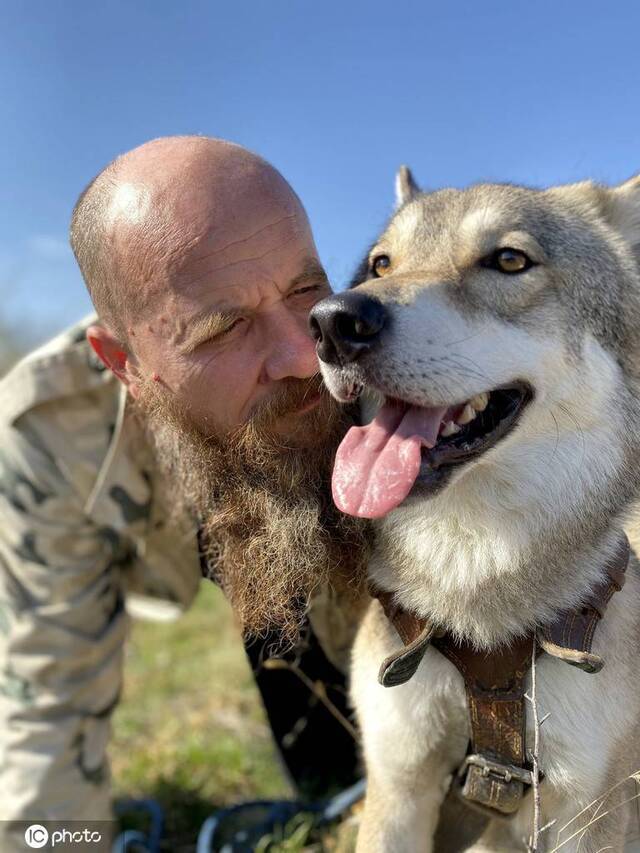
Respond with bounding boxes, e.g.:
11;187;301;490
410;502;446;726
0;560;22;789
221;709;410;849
484;248;533;274
371;254;391;277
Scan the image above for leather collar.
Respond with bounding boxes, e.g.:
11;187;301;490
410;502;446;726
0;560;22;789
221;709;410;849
369;536;630;817
371;536;629;688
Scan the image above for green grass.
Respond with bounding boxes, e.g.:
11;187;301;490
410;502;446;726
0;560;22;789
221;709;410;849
111;582;293;849
111;582;358;850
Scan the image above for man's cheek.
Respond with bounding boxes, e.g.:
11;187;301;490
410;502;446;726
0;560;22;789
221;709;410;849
183;350;261;428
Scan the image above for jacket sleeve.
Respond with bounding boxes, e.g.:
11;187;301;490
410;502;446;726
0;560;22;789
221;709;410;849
0;412;130;830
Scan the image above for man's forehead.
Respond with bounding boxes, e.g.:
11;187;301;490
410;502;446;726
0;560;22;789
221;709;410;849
180;206;307;266
186;255;327;315
117;189;313;316
162;202;317;298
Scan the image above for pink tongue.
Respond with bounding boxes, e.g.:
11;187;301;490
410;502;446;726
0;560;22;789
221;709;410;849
332;401;447;519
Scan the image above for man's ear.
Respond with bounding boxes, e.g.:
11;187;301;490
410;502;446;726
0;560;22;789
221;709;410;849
395;165;420;209
608;175;640;256
86;325;141;397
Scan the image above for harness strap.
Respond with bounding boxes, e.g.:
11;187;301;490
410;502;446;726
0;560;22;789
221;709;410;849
370;536;630;817
433;631;537;815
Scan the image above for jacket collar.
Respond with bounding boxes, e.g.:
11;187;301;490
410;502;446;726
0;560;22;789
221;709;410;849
84;383;154;535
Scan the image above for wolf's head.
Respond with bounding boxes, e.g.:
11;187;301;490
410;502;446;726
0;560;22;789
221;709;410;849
311;171;640;642
311;170;640;521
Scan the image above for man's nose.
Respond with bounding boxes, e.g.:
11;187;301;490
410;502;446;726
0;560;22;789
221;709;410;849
308;291;387;365
263;311;319;382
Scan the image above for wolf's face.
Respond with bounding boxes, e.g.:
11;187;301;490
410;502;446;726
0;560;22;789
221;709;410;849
311;174;640;524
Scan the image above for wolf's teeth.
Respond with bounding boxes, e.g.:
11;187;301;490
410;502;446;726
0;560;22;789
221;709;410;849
440;420;461;437
457;404;477;425
469;392;489;412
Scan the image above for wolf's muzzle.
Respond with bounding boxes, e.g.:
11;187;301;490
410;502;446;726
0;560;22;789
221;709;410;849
309;292;387;365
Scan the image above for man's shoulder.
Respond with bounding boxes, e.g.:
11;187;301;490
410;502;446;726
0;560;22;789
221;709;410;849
0;313;118;427
0;315;126;504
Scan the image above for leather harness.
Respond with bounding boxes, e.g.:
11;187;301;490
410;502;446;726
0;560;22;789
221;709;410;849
370;537;630;818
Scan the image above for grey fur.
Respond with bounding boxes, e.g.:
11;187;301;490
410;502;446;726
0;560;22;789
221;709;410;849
395;164;420;208
317;172;640;851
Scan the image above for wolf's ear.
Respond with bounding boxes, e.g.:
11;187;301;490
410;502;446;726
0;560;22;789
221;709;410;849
608;175;640;252
395;165;420;209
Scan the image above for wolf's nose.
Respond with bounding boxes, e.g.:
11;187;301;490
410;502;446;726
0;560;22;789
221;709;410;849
309;292;387;365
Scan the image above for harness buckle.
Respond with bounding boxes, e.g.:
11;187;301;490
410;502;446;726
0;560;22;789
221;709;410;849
455;754;533;818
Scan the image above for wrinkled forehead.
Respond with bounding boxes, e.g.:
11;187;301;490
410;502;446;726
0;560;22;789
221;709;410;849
120;176;314;296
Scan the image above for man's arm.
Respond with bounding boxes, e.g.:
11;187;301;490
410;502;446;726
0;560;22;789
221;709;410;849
0;414;130;839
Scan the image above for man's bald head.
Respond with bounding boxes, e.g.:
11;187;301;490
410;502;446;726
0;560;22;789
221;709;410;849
70;136;309;343
78;134;327;434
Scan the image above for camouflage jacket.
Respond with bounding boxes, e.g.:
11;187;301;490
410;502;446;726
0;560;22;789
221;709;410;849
0;314;201;828
0;314;201;615
0;314;360;830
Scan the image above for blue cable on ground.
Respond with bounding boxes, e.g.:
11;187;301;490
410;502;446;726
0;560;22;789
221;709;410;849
196;779;365;853
110;779;365;851
111;798;164;853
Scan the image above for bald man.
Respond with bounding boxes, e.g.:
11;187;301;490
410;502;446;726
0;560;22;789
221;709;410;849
0;136;367;847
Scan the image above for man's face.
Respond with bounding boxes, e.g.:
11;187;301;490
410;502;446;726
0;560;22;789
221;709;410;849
124;196;331;435
125;189;368;638
83;143;370;636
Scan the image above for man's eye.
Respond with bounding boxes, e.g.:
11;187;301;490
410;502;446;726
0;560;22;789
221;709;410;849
219;318;245;336
291;283;327;297
198;318;245;347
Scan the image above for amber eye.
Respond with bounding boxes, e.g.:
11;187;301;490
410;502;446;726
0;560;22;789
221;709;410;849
484;248;533;274
371;254;391;277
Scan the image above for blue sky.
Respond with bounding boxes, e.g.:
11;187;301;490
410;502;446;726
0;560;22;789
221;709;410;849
1;0;639;347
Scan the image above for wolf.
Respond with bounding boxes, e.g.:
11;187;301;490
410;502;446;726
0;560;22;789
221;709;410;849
309;169;640;852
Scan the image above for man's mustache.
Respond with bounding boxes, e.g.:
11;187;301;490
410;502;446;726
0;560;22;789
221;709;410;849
244;374;328;429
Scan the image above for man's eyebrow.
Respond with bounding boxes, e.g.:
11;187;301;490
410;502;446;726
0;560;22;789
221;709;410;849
287;258;330;291
176;309;242;354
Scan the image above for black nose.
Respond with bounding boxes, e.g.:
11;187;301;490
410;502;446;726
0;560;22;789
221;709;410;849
309;291;387;365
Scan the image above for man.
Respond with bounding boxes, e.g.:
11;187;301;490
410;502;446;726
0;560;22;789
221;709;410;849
0;136;367;848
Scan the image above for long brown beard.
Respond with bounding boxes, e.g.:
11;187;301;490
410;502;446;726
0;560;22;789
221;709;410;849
136;375;370;640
